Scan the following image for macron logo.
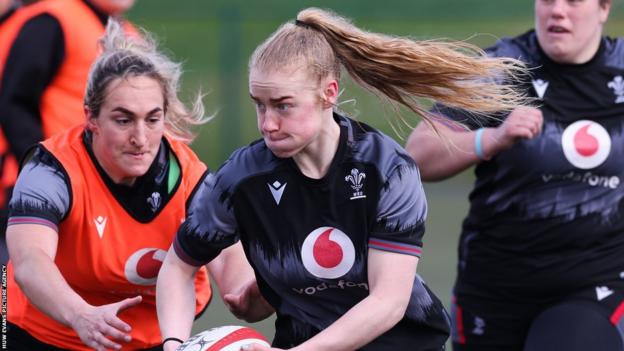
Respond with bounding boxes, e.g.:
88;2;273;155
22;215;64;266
532;79;549;99
268;181;286;205
94;216;107;239
596;286;614;301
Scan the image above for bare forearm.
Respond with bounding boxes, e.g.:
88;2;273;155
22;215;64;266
406;122;482;181
156;253;197;350
13;251;89;327
297;293;407;351
296;251;417;351
407;107;544;181
206;242;254;297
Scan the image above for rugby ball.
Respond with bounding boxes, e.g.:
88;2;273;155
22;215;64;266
176;326;270;351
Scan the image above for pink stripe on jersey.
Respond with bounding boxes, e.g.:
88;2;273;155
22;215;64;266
7;216;58;232
453;297;467;345
369;238;422;256
610;301;624;325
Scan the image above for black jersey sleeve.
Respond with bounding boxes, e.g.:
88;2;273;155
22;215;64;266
369;161;427;257
174;172;239;266
7;147;70;231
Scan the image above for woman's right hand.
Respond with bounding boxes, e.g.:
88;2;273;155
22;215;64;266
69;295;142;351
485;106;543;157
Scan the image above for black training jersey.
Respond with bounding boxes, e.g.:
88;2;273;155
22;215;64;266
175;114;450;350
438;31;624;302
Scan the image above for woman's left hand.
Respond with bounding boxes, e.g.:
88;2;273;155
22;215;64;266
223;280;274;322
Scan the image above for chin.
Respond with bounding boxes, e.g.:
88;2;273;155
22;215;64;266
265;140;297;158
543;45;569;62
124;166;150;179
269;149;296;159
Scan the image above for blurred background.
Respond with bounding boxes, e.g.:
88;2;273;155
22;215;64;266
125;0;624;340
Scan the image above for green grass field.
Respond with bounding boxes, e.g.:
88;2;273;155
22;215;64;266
125;0;624;342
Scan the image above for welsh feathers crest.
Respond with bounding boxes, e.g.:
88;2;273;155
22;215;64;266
345;168;366;200
607;76;624;103
147;192;161;212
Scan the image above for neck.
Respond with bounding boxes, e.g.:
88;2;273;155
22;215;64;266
568;37;602;64
293;113;341;179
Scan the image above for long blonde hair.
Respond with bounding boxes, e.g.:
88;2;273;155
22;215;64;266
250;8;530;131
84;20;209;143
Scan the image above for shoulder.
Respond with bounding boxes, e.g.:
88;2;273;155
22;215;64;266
15;12;62;40
167;138;204;168
602;36;624;69
212;139;283;192
485;30;541;66
22;145;68;179
343;116;417;183
10;146;71;222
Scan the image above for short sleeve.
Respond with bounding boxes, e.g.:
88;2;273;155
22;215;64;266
369;163;427;257
8;147;70;232
173;172;240;266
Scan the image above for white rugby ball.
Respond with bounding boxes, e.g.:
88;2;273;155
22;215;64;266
176;325;270;351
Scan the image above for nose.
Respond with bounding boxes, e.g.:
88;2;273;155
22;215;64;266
549;0;566;17
130;121;147;147
260;109;279;134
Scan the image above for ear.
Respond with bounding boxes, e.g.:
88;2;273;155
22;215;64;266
85;106;98;133
599;0;611;23
320;79;339;109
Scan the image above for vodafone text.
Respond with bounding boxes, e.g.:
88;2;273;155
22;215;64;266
542;171;620;189
292;280;369;295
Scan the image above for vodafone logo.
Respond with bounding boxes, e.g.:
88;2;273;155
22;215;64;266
124;248;167;285
561;120;611;169
301;227;355;279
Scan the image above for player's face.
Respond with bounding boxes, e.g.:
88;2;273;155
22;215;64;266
249;66;336;159
87;76;165;186
89;0;135;15
535;0;610;64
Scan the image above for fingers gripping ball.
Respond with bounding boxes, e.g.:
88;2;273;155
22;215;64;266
176;326;270;351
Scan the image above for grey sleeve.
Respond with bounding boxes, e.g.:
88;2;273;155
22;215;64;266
173;172;240;266
8;153;70;230
369;163;427;257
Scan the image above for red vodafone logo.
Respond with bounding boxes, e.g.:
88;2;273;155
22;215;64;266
561;120;611;169
124;248;167;285
301;227;355;279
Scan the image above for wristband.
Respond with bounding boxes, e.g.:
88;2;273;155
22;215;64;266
474;128;486;160
163;337;184;345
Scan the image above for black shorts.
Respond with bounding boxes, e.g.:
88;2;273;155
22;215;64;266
451;283;624;351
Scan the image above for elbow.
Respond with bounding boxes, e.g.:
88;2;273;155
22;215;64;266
390;295;411;323
11;252;36;290
419;168;453;182
406;139;439;182
370;294;410;331
12;263;29;290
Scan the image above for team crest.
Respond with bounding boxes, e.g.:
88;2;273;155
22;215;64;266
607;76;624;103
345;168;366;200
147;192;161;212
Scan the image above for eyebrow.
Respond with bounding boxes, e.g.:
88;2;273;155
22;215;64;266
249;94;293;103
111;107;163;115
